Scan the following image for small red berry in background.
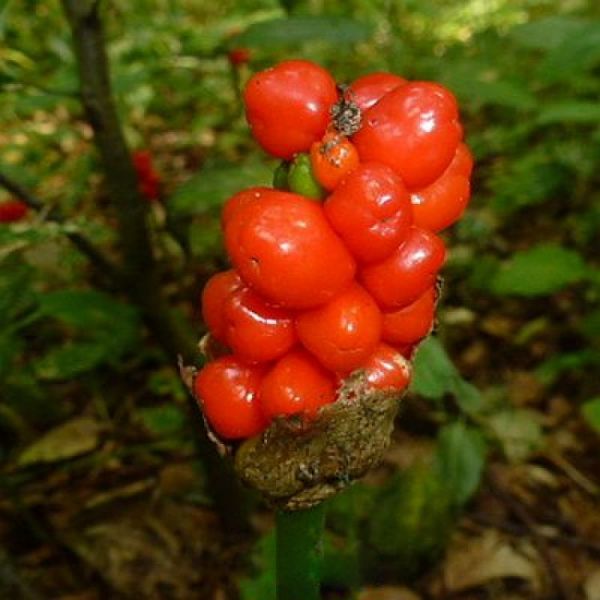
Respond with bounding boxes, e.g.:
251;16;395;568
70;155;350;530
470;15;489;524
193;356;268;439
192;59;473;440
244;59;339;159
259;349;336;420
228;47;251;67
132;150;161;202
0;199;29;223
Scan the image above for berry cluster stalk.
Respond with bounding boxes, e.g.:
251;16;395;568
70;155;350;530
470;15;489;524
276;504;326;600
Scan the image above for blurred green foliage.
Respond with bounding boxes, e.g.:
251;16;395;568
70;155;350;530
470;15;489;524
1;0;599;594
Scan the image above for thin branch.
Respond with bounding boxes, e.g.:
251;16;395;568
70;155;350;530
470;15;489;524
0;169;122;285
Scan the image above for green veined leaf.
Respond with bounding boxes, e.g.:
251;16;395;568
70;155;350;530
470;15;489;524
490;244;588;296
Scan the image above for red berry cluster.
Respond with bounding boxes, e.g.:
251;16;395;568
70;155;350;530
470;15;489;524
132;150;161;202
0;199;29;223
194;60;472;441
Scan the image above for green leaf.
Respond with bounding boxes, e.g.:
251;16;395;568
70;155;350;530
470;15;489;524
538;22;600;82
490;245;588;296
411;337;484;415
537;102;600;125
510;16;591;51
138;405;186;437
233;16;372;48
35;290;140;379
18;417;101;466
435;422;486;507
366;465;454;579
35;341;110;380
169;159;273;215
581;398;600;434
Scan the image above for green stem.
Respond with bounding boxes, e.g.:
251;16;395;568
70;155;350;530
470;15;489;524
276;504;326;600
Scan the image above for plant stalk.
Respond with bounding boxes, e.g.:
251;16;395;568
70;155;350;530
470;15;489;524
276;504;326;600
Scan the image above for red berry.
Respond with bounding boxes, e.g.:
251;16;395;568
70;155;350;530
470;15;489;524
410;143;473;232
221;187;271;228
244;60;339;159
310;131;360;191
224;189;356;309
201;270;244;343
194;356;268;439
324;163;412;264
381;286;436;346
352;82;462;189
360;226;446;309
223;287;297;363
259;349;336;419
348;72;407;111
0;200;28;223
296;282;382;373
358;343;411;391
132;150;161;202
228;47;251;67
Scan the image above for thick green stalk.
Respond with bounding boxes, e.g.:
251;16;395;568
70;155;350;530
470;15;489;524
276;504;326;600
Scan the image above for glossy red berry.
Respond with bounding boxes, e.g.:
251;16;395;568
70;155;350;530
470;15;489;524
310;131;360;191
259;349;336;419
221;187;271;228
224;189;356;309
201;270;244;343
132;150;160;202
411;143;473;232
194;356;267;439
381;286;436;346
223;287;297;363
296;282;382;373
244;60;339;159
0;200;28;223
324;163;412;264
359;343;411;391
348;72;407;111
360;226;446;309
352;82;462;189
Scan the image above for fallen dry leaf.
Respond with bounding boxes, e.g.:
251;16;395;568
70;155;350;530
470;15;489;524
358;586;421;600
584;569;600;600
442;530;542;593
18;417;102;466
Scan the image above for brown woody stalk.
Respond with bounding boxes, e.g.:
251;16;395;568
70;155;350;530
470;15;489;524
60;0;250;531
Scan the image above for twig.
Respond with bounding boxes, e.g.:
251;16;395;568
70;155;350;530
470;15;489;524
487;474;576;600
